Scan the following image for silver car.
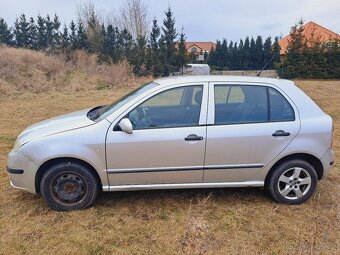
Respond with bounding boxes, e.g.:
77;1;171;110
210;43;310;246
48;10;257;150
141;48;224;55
6;76;335;211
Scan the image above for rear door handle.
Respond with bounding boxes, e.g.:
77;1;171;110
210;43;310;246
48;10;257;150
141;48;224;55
185;134;204;141
272;130;291;137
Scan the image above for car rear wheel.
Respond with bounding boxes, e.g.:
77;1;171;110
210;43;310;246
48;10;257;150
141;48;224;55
268;160;318;204
40;162;99;211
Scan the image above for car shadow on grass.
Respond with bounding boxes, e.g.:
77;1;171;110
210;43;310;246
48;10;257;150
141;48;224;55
95;187;272;208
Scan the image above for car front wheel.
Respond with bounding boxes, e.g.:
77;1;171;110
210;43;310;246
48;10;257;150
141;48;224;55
40;162;99;211
268;160;318;204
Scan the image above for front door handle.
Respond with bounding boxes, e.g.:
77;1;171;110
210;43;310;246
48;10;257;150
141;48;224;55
272;130;291;137
185;134;204;141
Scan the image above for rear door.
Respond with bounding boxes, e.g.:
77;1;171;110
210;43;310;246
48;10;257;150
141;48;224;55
204;82;300;182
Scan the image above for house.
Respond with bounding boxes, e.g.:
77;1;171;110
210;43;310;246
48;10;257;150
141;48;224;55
184;42;216;61
279;21;340;55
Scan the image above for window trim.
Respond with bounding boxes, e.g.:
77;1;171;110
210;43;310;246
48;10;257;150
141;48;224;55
208;83;296;126
113;83;209;131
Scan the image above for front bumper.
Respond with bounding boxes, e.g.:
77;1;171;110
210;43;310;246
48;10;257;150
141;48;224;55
320;148;335;179
6;150;38;194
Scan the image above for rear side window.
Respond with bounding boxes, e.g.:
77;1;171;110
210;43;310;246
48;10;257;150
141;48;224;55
214;85;295;124
269;88;295;121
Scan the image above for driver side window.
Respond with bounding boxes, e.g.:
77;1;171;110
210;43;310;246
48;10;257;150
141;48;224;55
128;85;203;129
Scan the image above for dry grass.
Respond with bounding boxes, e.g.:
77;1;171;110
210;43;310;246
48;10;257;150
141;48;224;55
0;80;339;255
0;46;142;95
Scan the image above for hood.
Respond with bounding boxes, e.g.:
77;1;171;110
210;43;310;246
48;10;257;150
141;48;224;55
16;108;95;146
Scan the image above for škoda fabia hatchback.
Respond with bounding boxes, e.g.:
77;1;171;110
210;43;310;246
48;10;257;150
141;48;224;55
6;76;335;210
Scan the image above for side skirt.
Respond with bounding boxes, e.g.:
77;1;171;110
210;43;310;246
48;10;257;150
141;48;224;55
104;181;264;192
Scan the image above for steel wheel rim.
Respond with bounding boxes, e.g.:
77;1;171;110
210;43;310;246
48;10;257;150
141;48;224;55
50;171;88;206
277;167;312;200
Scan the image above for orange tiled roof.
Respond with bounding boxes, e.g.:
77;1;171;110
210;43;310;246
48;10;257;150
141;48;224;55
185;42;217;52
279;21;340;55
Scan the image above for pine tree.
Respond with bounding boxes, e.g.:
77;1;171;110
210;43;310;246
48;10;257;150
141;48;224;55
176;29;188;74
69;20;77;50
262;37;272;68
60;25;70;52
28;17;37;49
87;13;102;54
36;15;47;49
220;39;228;69
207;45;216;67
76;22;89;50
14;14;30;48
146;19;161;77
45;15;54;48
132;36;147;75
160;8;177;76
249;37;256;69
228;40;234;69
0;18;13;45
232;42;240;70
238;39;244;69
243;37;250;69
52;14;61;48
254;36;263;69
119;28;133;60
272;36;281;68
278;19;307;78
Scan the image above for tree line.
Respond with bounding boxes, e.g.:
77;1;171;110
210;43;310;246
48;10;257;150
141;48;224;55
0;8;187;77
1;9;339;79
207;36;281;70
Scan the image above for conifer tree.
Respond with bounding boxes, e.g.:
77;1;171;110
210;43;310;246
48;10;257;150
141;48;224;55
263;37;272;67
160;7;177;76
146;19;161;76
272;36;281;68
243;37;251;69
254;36;263;69
36;15;47;49
249;37;256;69
52;14;61;48
76;22;89;50
278;19;307;78
14;14;30;48
45;15;54;48
0;18;13;45
176;29;188;74
69;20;77;50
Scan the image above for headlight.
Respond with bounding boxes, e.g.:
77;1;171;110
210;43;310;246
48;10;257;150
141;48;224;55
13;139;22;152
12;139;28;152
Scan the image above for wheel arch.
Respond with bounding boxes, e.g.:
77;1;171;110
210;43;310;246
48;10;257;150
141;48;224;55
265;153;323;187
35;157;103;194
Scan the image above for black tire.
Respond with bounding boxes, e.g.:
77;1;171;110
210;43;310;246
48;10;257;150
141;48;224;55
268;159;318;204
40;162;99;211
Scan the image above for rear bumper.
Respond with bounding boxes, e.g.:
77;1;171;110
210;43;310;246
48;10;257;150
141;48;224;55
320;148;335;179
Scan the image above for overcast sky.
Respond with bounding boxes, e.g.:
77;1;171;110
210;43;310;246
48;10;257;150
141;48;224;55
1;0;339;42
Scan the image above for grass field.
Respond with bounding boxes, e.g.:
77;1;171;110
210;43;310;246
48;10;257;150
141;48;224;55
0;80;339;255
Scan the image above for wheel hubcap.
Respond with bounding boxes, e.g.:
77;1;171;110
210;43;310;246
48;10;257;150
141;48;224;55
278;167;312;200
50;172;87;205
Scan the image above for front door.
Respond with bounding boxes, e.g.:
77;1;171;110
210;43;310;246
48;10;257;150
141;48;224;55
204;83;300;182
106;84;208;186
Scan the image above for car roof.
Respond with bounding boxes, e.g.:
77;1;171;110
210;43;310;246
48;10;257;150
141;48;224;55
153;75;292;87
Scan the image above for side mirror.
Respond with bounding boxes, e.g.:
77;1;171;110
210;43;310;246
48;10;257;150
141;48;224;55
118;118;133;134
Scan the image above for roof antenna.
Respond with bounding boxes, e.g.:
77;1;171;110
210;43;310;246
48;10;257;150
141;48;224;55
256;53;279;77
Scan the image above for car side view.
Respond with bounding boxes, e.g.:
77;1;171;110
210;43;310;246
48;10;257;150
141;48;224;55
6;76;335;211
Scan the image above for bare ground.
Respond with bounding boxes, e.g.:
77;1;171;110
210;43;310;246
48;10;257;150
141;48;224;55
0;80;339;255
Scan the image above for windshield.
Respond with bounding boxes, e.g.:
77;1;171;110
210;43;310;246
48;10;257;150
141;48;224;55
93;82;158;122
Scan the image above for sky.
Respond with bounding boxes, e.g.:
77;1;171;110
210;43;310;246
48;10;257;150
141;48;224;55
0;0;339;42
